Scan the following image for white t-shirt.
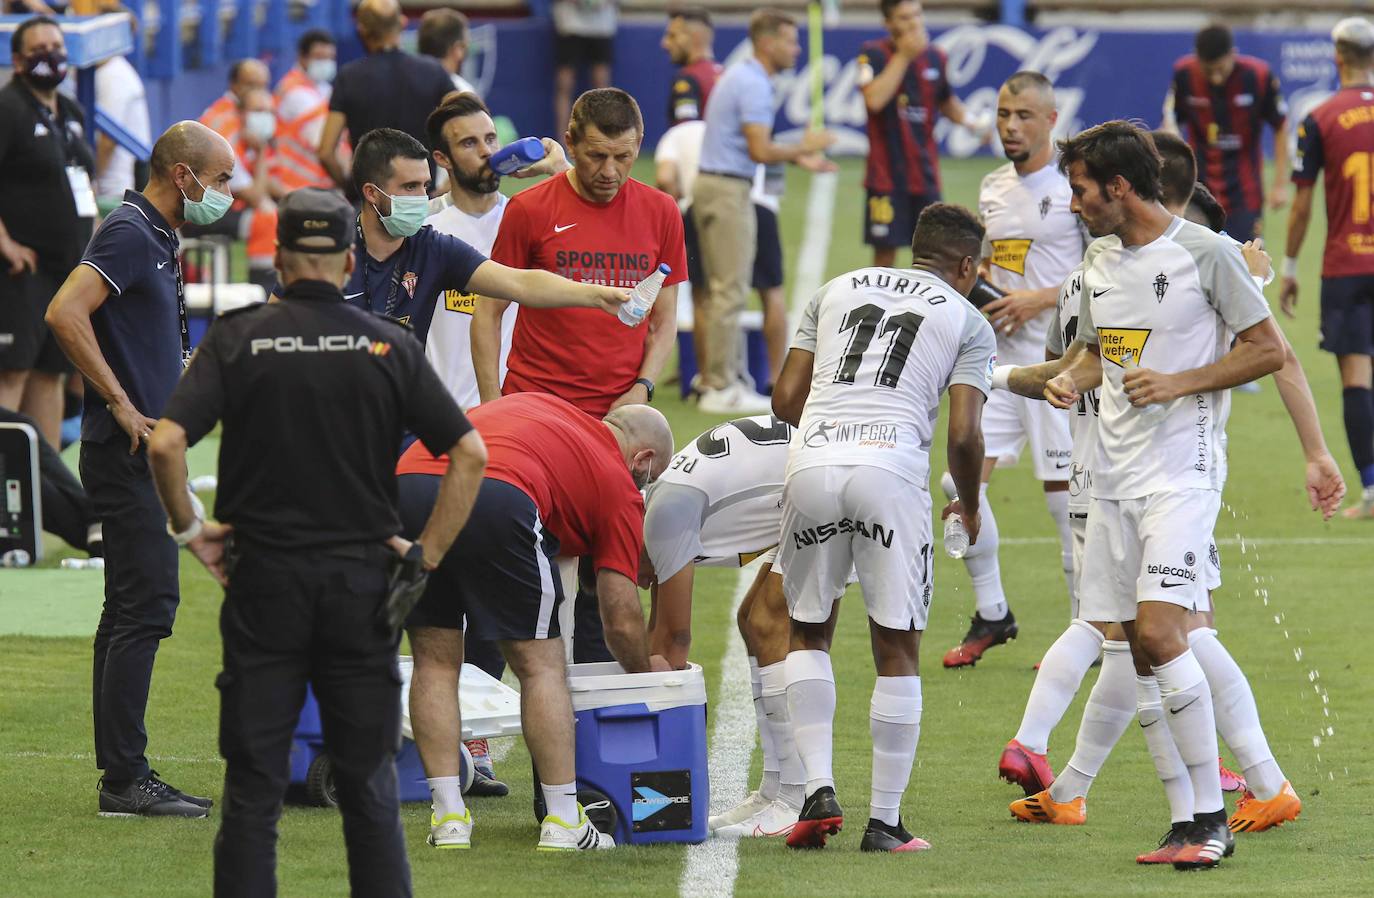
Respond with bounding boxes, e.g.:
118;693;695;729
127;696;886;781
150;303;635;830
94;56;151;199
643;414;792;580
423;195;516;408
654;120;779;214
978;161;1086;366
788;268;998;487
1077;217;1272;500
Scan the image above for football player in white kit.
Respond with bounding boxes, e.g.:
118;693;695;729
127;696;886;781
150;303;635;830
998;136;1341;848
415;92;571;797
942;72;1084;670
641;415;807;839
1038;121;1287;869
770;204;996;852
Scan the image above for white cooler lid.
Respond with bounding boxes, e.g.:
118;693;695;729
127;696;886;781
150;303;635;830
566;661;707;713
398;656;523;741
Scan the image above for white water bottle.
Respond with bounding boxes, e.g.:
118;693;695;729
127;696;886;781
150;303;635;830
943;515;970;559
618;263;671;327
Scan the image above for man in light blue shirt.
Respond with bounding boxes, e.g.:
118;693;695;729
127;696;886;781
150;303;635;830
692;8;834;414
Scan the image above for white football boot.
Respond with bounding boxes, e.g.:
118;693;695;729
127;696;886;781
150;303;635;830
712;799;799;839
708;790;773;832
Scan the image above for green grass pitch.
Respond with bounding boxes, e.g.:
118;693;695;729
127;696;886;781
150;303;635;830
1;156;1371;897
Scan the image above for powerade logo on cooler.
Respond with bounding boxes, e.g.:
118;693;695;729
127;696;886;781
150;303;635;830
631;771;693;833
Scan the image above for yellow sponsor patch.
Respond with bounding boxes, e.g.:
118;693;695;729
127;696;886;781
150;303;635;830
1098;328;1152;368
738;546;776;567
674;79;692;94
444;291;478;314
990;238;1033;276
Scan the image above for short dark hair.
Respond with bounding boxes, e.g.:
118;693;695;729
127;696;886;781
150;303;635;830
352;128;430;193
569;88;643;143
1151;130;1197;208
418;8;469;60
669;6;712;28
297;28;335;58
749;8;796;44
1005;70;1053;97
12;15;60;55
1195;24;1233;63
1057;120;1163;203
1187;182;1228;233
427;92;492;155
880;0;917;20
911;202;984;263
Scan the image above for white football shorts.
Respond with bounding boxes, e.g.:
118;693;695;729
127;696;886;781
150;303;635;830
1077;488;1221;623
776;465;933;631
982;387;1073;481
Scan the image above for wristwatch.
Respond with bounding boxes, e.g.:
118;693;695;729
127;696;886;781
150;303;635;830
634;377;655;402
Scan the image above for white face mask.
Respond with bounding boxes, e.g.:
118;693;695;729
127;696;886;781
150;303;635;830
306;58;336;85
245;110;276;142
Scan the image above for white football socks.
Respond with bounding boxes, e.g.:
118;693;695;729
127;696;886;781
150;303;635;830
785;649;837;796
869;676;922;827
1189;628;1286;800
428;775;466;819
759;660;805;810
1014;619;1103;755
541;780;578;825
1136;675;1194;823
966;484;1008;621
1043;489;1075;613
1153;651;1224;815
1049;639;1135;802
748;657;781;801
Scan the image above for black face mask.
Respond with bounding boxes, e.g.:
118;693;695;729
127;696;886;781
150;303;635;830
22;50;68;90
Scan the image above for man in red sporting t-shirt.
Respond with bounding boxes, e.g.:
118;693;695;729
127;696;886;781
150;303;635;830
394;394;675;851
1281;17;1374;519
472;88;686;417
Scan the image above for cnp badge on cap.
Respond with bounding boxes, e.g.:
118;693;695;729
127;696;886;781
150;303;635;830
277;188;355;254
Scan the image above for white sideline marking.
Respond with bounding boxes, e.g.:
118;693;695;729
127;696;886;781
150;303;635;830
679;566;755;898
11;750;220;765
788;170;839;315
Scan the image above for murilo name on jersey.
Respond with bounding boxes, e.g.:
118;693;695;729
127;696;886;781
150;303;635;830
788;267;997;488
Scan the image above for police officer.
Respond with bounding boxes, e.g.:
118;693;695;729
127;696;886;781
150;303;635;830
147;188;488;898
48;119;234;818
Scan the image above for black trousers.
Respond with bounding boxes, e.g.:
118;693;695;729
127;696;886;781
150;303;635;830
213;542;410;898
0;407;92;551
81;438;179;784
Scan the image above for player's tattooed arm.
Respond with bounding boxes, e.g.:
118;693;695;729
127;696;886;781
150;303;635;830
1044;340;1102;409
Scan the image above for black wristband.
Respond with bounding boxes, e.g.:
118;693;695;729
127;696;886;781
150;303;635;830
634;377;655;402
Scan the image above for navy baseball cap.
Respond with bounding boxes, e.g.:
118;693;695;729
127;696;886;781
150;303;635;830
277;188;355;254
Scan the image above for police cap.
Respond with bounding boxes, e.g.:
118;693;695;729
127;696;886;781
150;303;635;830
277;188;355;254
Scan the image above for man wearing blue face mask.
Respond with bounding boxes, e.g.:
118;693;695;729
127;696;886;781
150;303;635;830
334;128;630;345
46;120;237;818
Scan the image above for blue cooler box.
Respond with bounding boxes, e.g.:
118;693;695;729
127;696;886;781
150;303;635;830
569;662;709;845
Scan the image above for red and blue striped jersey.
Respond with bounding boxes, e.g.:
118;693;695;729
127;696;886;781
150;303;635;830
1170;54;1286;217
1292;86;1374;278
859;39;951;196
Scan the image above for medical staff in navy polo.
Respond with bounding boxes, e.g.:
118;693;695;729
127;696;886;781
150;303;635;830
46;120;235;818
340;128;630;346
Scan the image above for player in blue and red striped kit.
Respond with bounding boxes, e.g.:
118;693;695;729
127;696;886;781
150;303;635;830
1164;24;1290;241
857;0;987;268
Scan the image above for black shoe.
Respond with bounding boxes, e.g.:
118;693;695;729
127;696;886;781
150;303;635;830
148;770;213;809
785;786;843;849
942;610;1019;668
860;816;931;853
1172;816;1235;870
99;775;209;818
466;767;510;798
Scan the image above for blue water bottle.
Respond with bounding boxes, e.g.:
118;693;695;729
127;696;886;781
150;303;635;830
489;137;547;175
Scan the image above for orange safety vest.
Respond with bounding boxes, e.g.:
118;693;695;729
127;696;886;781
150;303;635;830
198;93;278;265
272;68;341;192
